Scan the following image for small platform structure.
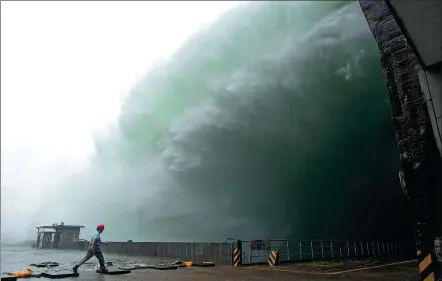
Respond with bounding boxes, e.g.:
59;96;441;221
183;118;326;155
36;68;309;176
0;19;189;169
36;222;84;249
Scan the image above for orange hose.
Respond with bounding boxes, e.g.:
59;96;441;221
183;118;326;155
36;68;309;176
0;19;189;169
9;268;33;278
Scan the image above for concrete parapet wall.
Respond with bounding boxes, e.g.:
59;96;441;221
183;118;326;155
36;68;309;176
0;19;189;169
62;240;88;251
62;241;233;264
104;241;129;255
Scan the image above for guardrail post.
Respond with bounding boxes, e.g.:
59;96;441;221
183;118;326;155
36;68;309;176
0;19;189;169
286;240;290;261
299;241;303;261
310;241;314;259
339;243;343;258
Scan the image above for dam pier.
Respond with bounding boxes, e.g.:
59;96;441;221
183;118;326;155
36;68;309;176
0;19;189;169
359;1;441;281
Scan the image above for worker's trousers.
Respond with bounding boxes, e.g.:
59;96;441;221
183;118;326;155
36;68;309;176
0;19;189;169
76;249;105;269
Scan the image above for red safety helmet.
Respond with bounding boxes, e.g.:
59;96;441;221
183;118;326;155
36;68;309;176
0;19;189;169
97;224;105;231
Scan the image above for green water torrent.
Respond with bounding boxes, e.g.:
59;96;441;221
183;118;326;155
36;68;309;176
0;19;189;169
37;1;413;243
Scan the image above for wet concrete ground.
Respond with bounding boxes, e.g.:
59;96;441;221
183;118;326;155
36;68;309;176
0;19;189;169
1;246;420;280
55;259;420;281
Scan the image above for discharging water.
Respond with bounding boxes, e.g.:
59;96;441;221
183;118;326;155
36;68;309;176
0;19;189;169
30;1;412;243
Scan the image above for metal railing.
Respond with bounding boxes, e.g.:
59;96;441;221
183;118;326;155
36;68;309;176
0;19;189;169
298;240;402;261
235;239;404;265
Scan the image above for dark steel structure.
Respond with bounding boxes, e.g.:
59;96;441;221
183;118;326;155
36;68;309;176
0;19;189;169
359;1;441;280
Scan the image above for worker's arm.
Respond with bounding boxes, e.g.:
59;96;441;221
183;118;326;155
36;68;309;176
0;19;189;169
102;242;109;245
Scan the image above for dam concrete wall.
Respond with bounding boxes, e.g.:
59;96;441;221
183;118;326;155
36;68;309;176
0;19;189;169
62;240;233;264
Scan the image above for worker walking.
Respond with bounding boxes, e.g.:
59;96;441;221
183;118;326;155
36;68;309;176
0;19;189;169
73;224;108;273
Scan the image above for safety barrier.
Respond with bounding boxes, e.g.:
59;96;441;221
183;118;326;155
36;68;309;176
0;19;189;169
418;251;436;281
232;240;242;267
268;251;280;266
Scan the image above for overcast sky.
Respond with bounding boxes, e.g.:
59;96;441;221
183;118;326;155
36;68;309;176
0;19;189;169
1;1;241;242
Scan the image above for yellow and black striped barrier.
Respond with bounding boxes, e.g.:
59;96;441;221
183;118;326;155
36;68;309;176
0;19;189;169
233;248;241;267
268;250;280;267
418;251;435;281
233;240;242;267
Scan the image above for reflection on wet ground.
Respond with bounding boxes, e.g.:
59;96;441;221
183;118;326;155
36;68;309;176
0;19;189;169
1;246;420;281
1;246;167;274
